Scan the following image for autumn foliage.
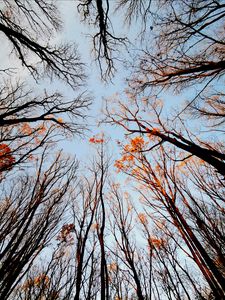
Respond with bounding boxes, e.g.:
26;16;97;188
0;143;15;172
0;1;225;300
89;135;104;144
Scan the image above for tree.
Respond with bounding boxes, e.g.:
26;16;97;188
0;1;89;298
83;1;225;88
124;0;225;89
0;0;85;88
0;150;78;300
99;1;225;298
77;0;127;80
0;80;90;175
111;127;225;298
0;1;225;299
106;99;225;176
113;0;225;122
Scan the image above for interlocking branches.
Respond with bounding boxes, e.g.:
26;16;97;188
105;98;225;176
0;0;85;88
77;0;127;80
0;81;90;173
0;151;78;300
129;0;225;91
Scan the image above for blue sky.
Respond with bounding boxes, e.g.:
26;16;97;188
0;0;214;168
52;1;133;162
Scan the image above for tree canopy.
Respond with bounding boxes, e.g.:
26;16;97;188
0;1;224;300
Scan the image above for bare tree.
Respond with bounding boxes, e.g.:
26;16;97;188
0;150;78;300
0;0;85;88
77;0;127;80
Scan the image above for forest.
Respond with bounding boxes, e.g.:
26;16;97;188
0;0;224;299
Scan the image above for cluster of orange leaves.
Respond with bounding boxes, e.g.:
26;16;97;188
114;154;134;172
19;122;49;148
138;213;148;225
23;274;50;290
20;123;33;135
148;236;165;249
20;122;47;136
114;136;145;172
56;223;75;243
0;143;15;171
57;117;64;124
108;262;118;272
124;136;145;152
89;136;104;144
